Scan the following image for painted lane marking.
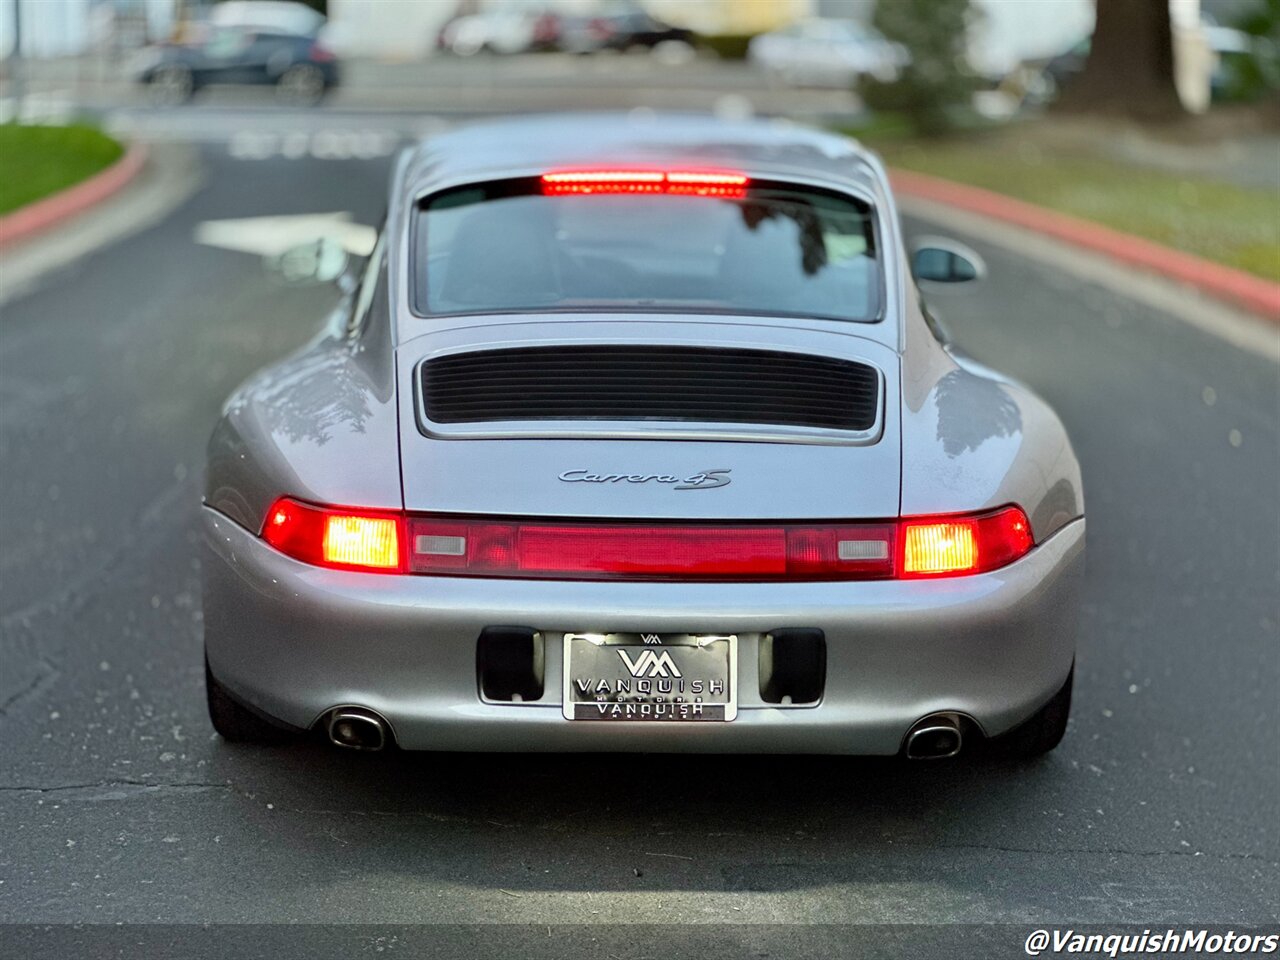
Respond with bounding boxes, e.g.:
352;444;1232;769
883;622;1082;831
193;212;377;257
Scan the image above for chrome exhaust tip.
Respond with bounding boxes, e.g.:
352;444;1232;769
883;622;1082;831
326;707;389;751
905;715;963;760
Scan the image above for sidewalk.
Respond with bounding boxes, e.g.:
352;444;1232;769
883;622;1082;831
0;141;200;306
0;53;866;124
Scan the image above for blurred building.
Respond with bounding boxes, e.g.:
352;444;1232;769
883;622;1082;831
0;0;1256;98
1;0;175;57
323;0;450;59
1;0;93;57
969;0;1094;74
323;0;815;59
644;0;812;35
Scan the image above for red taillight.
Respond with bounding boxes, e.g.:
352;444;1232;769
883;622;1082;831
665;171;751;197
899;506;1033;578
262;498;403;572
541;170;664;196
258;500;1032;579
308;43;336;62
406;517;895;580
541;169;748;198
532;13;560;43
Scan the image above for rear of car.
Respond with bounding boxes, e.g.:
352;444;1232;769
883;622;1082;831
203;121;1082;758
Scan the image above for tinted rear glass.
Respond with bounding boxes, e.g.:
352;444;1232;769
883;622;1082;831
414;178;881;322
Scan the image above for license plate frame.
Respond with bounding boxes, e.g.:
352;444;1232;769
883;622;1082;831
561;633;738;722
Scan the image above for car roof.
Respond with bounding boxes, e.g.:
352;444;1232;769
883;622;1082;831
389;114;905;355
399;113;885;199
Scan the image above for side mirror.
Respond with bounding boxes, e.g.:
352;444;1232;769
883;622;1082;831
268;237;354;288
911;236;986;284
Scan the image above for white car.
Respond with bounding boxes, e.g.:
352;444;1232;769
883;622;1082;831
749;19;908;88
208;0;325;37
201;114;1084;761
439;10;540;57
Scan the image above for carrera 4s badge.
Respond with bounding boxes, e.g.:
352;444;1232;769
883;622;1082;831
558;469;732;490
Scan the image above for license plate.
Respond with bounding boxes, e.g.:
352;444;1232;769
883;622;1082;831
562;633;737;721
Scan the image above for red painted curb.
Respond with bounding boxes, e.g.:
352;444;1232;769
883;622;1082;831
890;167;1280;321
0;142;149;249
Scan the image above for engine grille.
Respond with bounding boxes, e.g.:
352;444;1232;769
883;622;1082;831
420;345;880;431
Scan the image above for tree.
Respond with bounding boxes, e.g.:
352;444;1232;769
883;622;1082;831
1227;0;1280;105
858;0;981;137
1056;0;1185;121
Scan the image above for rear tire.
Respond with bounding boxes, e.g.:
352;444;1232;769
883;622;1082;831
989;666;1073;761
147;64;194;105
276;63;327;106
205;658;296;744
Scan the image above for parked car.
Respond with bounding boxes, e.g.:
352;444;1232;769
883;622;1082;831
135;25;339;105
202;114;1084;761
436;9;548;56
558;10;695;60
748;19;908;88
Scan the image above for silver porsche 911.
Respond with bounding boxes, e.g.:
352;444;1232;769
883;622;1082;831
202;114;1084;760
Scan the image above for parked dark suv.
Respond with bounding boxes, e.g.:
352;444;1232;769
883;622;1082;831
136;25;340;105
558;11;694;56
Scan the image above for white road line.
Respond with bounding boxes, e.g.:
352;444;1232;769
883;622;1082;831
101;109;451;160
223;126;415;160
227;130;278;160
194;212;378;257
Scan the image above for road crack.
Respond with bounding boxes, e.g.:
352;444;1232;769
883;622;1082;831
877;838;1280;867
0;475;195;631
0;779;232;797
0;657;61;717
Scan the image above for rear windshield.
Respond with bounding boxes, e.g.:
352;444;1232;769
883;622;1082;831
413;177;881;322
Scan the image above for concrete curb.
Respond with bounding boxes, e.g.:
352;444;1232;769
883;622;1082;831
890;167;1280;321
0;142;149;249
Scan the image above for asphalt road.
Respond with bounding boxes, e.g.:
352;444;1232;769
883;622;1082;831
0;118;1277;955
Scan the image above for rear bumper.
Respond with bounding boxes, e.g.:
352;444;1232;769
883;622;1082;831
202;507;1083;754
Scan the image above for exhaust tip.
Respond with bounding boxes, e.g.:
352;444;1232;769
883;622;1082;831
905;715;963;760
326;707;389;751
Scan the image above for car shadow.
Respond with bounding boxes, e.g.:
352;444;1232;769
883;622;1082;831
206;739;1077;894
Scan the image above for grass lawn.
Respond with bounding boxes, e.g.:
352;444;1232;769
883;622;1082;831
850;121;1280;282
0;123;124;217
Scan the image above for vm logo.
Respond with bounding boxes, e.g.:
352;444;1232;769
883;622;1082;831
618;649;682;679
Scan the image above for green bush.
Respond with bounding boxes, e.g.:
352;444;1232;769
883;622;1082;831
1219;0;1280;102
858;0;982;136
695;34;755;61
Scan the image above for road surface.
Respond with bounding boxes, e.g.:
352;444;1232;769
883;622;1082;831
0;101;1276;957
